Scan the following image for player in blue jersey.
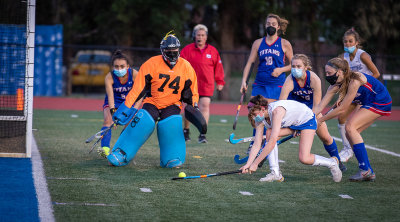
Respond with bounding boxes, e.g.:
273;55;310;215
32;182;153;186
315;57;392;182
99;50;139;158
336;28;381;162
249;54;346;182
240;13;293;154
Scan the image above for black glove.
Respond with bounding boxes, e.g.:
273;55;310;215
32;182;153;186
110;108;117;116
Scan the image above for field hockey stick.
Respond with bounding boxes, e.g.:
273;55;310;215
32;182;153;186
228;133;267;144
171;170;241;180
233;134;294;164
233;63;254;130
85;123;116;143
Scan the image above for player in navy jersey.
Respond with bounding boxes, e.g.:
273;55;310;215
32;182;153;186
315;57;392;182
240;13;293;156
98;50;139;158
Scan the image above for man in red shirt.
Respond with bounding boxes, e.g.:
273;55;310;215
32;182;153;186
181;24;225;143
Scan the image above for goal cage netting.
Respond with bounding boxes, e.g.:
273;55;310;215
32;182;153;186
0;0;35;157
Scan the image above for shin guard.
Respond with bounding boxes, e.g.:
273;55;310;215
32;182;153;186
108;109;155;166
157;115;186;168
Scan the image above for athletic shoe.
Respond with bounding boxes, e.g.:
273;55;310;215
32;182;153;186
339;161;347;172
198;134;208;143
259;171;284;182
98;146;110;159
339;147;353;162
329;157;342;182
183;129;191;141
349;169;376;182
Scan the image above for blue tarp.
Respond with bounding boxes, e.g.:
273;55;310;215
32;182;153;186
0;24;63;96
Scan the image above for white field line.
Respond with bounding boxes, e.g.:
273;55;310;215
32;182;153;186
53;202;118;207
47;177;98;180
239;191;254;196
332;136;400;158
32;136;56;222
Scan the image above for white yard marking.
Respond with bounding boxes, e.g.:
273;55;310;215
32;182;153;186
338;194;354;199
70;114;79;118
332;136;400;158
140;188;153;193
290;141;299;144
47;177;97;180
239;191;254;196
53;202;118;206
278;159;285;163
220;119;228;123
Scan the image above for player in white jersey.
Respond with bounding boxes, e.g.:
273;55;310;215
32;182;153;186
337;28;381;162
240;95;342;183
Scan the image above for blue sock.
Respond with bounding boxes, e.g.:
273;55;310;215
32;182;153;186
324;139;340;160
353;143;373;172
100;126;112;148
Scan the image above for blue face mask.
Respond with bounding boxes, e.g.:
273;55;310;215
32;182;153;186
344;46;356;54
254;114;264;123
113;68;127;77
291;68;303;79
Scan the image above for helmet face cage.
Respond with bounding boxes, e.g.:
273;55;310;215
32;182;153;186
160;35;181;66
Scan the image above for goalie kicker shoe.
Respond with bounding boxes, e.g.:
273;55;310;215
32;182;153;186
329;157;342;182
349;169;376;182
259;171;284;182
339;147;353;162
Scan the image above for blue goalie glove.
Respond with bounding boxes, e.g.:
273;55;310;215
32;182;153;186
112;103;137;125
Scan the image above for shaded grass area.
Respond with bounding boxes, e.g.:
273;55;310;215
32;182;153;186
33;109;400;221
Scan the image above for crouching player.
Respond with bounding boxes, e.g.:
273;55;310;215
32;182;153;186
241;95;342;183
99;50;138;158
107;32;200;168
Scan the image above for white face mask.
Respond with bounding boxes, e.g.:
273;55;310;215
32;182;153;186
291;68;303;79
113;68;127;77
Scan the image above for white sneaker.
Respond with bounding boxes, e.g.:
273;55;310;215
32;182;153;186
339;147;353;162
259;171;284;182
329;157;342;182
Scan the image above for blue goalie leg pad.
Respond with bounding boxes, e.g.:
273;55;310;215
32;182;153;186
108;109;155;166
157;115;186;168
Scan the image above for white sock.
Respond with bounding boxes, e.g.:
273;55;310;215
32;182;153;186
312;155;335;168
268;143;280;174
338;124;351;150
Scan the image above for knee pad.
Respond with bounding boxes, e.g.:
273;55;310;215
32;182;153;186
157;115;186;168
108;109;155;166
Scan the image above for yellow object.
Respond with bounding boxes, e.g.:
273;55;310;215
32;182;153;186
178;172;186;178
102;147;110;156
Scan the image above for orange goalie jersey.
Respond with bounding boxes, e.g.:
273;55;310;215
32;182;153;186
124;55;199;109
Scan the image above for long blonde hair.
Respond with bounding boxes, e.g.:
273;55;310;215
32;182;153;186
266;14;289;35
326;57;363;103
247;95;269;128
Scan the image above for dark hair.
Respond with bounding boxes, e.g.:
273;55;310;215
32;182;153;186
343;27;363;49
111;50;131;66
266;13;289;35
247;95;269;128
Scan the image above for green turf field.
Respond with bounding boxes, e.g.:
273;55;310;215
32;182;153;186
33;109;400;221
